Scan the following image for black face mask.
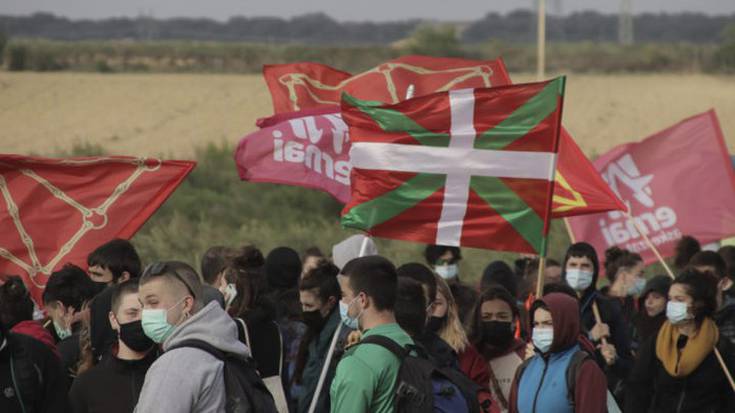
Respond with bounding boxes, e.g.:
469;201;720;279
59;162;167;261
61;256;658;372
92;281;108;296
119;320;155;353
480;320;514;348
426;315;447;334
302;309;328;332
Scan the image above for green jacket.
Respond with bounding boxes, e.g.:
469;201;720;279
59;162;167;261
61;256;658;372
297;308;346;413
329;322;413;413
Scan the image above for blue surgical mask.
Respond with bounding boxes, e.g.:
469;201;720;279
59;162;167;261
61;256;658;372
565;268;593;291
53;321;72;341
666;301;692;325
141;298;186;344
435;264;458;280
628;278;646;297
532;327;554;353
339;297;361;330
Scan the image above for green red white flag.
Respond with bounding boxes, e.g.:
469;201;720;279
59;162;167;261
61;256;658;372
340;77;566;254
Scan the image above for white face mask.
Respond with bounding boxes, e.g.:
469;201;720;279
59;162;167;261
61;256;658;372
666;301;692;325
565;268;593;291
223;283;237;308
532;327;554;353
435;264;458;280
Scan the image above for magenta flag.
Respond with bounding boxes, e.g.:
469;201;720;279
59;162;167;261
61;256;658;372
567;110;735;265
234;108;352;203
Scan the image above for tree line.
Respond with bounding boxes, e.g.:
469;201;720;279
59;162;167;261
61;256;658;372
0;10;733;45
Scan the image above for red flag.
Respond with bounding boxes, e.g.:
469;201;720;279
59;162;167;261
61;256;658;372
553;129;628;217
259;56;624;218
264;55;511;113
567;110;735;265
0;155;195;305
341;78;565;254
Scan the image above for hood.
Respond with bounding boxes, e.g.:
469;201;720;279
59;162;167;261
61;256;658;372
638;275;672;308
11;320;58;355
332;235;378;270
533;293;580;352
265;246;302;290
164;301;250;358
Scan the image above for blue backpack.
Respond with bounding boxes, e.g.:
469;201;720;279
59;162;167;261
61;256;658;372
359;335;483;413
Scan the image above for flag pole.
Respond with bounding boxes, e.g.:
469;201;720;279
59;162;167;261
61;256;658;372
536;0;546;81
537;76;565;299
625;211;735;392
307;233;372;413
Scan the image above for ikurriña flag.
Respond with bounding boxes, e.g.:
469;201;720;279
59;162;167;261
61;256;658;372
251;56;624;219
340;77;566;254
567;110;735;265
0;155;195;305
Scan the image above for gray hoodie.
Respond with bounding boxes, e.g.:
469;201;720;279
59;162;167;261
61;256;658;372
135;301;250;413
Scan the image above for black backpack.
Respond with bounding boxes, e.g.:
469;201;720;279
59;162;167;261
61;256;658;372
169;339;278;413
359;335;482;413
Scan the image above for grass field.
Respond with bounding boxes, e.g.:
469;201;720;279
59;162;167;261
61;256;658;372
1;72;734;157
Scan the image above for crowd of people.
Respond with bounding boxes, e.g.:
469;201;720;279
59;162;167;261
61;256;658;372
1;233;735;412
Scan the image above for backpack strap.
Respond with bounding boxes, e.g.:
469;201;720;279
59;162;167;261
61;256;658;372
168;339;226;361
234;317;252;349
359;335;410;360
565;350;590;408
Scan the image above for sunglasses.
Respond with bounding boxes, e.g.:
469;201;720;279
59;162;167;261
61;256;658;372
143;261;197;298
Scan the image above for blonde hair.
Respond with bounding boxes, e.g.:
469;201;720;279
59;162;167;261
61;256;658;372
435;275;469;353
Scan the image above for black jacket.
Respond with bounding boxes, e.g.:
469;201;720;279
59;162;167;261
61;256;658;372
579;291;634;397
0;333;70;413
625;331;735;413
69;349;157;413
88;287;117;363
415;331;459;370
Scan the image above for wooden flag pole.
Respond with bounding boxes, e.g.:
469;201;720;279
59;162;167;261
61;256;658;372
536;0;546;80
625;211;675;278
535;256;547;299
625;212;735;392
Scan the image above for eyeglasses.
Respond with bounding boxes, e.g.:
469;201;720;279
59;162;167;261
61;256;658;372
143;261;197;298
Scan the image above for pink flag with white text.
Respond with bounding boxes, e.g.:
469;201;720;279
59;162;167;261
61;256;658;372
567;110;735;265
234;108;351;203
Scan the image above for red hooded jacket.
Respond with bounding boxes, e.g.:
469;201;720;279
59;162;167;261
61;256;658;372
508;293;607;413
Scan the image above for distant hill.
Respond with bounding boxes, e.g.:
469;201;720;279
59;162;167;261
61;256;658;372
0;10;732;44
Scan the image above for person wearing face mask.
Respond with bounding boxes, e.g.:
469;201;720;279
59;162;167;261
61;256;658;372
428;274;492;393
425;245;462;283
470;286;526;413
134;261;251;413
69;280;157;413
508;293;607;413
200;245;238;310
226;246;289;411
330;256;413;413
689;250;735;346
292;261;350;413
561;242;633;401
625;269;735;413
603;247;646;319
42;264;98;386
86;239;143;363
397;263;458;369
0;276;59;356
632;275;671;351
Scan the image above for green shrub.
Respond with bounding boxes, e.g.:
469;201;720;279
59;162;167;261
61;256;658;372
7;44;27;71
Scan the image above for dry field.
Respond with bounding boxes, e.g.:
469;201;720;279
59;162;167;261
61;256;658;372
1;72;734;158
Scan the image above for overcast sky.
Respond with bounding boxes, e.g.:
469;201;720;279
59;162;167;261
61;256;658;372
2;0;734;21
